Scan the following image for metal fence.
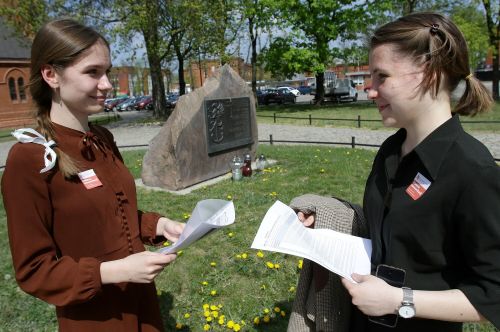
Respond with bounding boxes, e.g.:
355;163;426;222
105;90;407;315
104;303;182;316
258;113;500;128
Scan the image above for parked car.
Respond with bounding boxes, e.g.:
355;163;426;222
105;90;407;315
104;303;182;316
104;96;128;112
166;94;179;108
134;95;153;110
332;78;358;102
258;88;296;105
116;96;142;112
277;86;300;96
297;85;312;95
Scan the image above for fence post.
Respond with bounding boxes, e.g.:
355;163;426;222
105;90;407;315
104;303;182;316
351;136;355;149
357;115;361;128
270;134;274;145
273;113;276;123
309;114;312;125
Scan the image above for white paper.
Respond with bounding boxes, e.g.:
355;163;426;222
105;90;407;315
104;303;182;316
158;199;235;254
251;200;372;283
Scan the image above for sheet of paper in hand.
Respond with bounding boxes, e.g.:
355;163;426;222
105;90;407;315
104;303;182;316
158;199;235;254
251;200;372;282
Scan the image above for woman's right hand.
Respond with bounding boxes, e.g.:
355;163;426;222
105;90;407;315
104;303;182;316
100;251;177;284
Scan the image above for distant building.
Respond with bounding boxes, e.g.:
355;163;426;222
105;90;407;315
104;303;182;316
185;57;253;89
0;18;34;128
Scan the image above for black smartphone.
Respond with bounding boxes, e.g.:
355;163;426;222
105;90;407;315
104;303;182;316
368;264;406;328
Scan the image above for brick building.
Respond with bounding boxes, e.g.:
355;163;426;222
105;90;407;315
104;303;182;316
0;18;34;128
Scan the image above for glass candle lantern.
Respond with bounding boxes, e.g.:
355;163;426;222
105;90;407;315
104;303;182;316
229;155;243;181
256;154;267;171
242;154;252;177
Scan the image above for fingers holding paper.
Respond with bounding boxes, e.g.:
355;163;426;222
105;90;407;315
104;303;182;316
297;211;315;227
156;217;185;242
341;273;402;317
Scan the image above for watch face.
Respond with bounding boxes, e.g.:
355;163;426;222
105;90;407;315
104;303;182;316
398;305;416;318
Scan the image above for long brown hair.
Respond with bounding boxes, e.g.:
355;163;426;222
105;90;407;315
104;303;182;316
370;12;492;116
29;19;109;178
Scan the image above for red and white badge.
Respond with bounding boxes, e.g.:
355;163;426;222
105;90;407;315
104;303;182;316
77;169;103;189
406;172;431;200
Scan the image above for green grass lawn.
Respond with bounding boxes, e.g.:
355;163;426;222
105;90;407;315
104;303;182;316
0;145;497;331
256;100;500;132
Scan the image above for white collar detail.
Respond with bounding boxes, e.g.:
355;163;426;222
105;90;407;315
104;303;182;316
12;128;57;173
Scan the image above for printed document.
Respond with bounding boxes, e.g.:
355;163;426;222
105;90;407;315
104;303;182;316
251;200;372;282
158;199;235;254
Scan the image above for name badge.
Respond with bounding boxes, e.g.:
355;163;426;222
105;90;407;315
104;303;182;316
78;169;103;189
406;172;431;200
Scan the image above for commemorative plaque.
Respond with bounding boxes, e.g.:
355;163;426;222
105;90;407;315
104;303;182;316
204;97;253;154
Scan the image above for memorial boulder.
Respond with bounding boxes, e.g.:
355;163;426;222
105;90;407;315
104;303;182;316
141;64;258;190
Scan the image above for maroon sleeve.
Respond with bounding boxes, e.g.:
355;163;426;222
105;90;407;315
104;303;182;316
138;211;165;245
1;143;102;306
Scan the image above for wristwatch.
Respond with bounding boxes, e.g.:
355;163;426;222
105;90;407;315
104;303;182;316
398;287;416;318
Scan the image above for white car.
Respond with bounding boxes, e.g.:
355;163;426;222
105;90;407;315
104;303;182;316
277;86;300;96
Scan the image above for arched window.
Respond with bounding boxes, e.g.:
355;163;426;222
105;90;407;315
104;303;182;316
9;77;17;101
18;77;26;101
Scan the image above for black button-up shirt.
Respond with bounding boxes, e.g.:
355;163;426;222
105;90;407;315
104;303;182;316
363;115;500;331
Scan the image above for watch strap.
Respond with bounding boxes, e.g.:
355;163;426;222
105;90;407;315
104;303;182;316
402;287;413;304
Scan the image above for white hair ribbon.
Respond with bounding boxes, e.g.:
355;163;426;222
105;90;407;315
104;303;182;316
12;128;57;173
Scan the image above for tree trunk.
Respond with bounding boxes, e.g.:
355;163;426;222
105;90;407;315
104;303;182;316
249;14;258;102
493;45;499;100
178;54;186;96
147;51;168;117
315;72;325;104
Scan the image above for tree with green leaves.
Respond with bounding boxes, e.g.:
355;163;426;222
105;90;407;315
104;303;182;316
262;0;385;104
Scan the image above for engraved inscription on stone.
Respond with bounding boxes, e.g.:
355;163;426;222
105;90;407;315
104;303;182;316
205;97;253;154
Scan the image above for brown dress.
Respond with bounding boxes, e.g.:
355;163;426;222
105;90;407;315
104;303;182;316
2;123;165;331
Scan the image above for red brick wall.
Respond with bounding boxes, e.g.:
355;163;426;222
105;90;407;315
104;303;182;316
0;62;35;128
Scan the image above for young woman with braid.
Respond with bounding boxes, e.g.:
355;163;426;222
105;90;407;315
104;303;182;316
2;19;184;331
293;12;500;332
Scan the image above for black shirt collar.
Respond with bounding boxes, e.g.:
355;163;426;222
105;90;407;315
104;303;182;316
383;114;463;181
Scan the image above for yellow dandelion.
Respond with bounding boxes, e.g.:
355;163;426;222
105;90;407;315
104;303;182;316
228;232;234;237
218;318;225;325
156;289;162;296
163;241;170;247
203;323;210;331
202;281;209;286
233;323;241;331
274;263;280;269
175;322;183;329
289;286;296;292
204;311;211;317
266;262;275;269
253;316;260;325
320;168;325;173
227;194;232;200
263;308;270;314
241;253;248;259
210;290;217;296
256;251;264;258
177;250;183;256
227;320;235;328
203;303;210;310
211;311;219;318
347;151;350;155
210;262;217;267
281;310;286;317
184;313;190;319
274;307;280;313
262;178;268;182
298;259;303;269
263;315;270;323
210;305;219;311
236;254;242;259
206;316;213;322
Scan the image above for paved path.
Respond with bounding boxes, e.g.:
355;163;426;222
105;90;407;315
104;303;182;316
1;111;499;168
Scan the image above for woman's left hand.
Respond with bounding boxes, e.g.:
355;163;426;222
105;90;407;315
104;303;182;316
156;217;185;242
341;273;402;317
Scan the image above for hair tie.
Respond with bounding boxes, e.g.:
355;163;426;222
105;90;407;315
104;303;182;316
430;23;440;34
465;73;473;81
12;128;58;173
